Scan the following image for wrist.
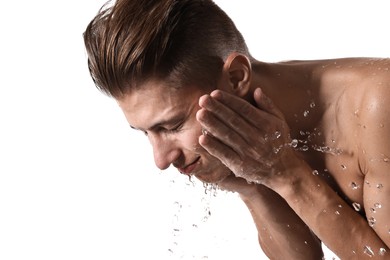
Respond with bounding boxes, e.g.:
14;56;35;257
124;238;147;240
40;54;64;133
263;150;310;195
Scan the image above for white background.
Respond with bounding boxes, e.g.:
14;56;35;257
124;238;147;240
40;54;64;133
1;0;389;259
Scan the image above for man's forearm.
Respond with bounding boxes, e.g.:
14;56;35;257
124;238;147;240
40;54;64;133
240;184;323;259
273;161;389;258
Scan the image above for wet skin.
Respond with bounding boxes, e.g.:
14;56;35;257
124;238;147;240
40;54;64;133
117;82;232;184
117;57;390;259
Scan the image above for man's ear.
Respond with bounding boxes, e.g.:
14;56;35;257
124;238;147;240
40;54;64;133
217;52;251;97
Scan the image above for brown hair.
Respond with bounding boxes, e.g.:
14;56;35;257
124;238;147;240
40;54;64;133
83;0;249;98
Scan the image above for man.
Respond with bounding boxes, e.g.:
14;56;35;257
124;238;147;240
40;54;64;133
83;0;390;258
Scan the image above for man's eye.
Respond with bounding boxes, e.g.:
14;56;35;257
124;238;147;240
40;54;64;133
167;122;184;133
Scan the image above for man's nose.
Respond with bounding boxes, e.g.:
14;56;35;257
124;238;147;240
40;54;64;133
150;136;181;170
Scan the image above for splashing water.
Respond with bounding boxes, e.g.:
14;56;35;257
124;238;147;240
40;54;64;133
297;145;309;152
203;182;218;197
166;176;220;259
312;144;343;155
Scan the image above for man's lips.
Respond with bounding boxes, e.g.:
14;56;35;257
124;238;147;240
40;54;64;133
178;157;200;175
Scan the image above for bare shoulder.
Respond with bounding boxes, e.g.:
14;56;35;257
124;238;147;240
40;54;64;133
319;58;390;113
345;58;390;164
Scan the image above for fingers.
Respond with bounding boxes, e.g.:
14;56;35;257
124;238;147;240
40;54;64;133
196;105;250;151
198;131;239;170
254;88;285;120
206;89;274;130
197;94;258;145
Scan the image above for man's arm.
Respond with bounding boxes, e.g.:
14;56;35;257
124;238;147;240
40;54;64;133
219;176;323;259
197;88;390;258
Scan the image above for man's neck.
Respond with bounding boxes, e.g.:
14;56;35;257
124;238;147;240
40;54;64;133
249;60;323;135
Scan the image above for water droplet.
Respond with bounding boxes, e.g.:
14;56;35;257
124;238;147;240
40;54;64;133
341;164;347;170
299;131;305;136
379;248;387;256
338;204;343;208
303;110;310;117
203;183;218;196
290;139;298;148
312;170;319;175
376;183;384;189
368;217;376;227
352;202;361;211
300;145;309;151
335;210;340;215
354;109;360;117
274;131;281;139
370;208;376;213
310;102;316;108
351;182;359;190
374;203;382;209
364;245;375;257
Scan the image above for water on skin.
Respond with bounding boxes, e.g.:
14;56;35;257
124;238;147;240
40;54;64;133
352;202;361;212
351;182;359;190
379;248;387;256
363;245;375;257
368;217;376;228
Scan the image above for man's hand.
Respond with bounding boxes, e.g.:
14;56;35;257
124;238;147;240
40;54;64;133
196;88;299;187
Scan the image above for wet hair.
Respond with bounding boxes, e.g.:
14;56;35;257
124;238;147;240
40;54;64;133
83;0;249;98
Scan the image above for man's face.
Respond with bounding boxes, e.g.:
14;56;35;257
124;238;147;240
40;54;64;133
117;80;231;183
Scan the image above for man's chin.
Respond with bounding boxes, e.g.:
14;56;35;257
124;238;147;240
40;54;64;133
193;171;231;184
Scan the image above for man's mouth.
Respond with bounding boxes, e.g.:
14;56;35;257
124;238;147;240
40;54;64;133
178;157;200;175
